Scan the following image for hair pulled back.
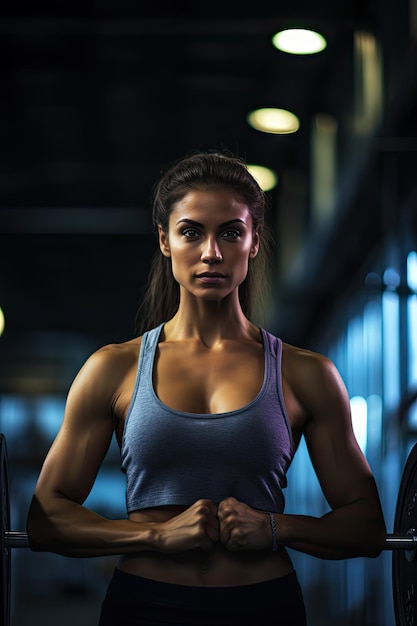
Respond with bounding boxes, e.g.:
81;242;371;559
135;150;274;335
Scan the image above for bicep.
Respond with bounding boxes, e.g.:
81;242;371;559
302;357;375;510
34;353;116;507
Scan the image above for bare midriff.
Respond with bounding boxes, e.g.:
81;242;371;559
118;506;294;587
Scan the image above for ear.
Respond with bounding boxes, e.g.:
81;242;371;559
158;224;171;257
249;230;260;259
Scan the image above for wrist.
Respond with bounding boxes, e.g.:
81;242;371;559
268;512;278;552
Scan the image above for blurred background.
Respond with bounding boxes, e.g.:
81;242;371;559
1;1;417;624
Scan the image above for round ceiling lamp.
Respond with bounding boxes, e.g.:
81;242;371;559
272;28;327;55
247;108;300;134
247;165;278;191
0;307;5;337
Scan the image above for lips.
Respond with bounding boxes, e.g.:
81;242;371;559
197;272;226;278
196;272;226;283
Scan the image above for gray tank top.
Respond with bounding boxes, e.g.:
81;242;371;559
121;324;295;514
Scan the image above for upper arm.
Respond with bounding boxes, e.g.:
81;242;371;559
293;352;377;510
33;345;124;508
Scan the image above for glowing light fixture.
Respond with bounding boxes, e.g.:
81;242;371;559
383;267;401;288
272;29;327;55
0;307;5;337
407;250;417;291
247;108;300;134
247;165;278;191
350;396;368;453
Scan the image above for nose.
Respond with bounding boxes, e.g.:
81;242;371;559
201;236;223;264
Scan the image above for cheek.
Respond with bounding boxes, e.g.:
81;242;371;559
238;240;256;260
170;243;194;261
168;244;195;275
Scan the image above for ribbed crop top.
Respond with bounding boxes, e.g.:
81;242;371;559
121;324;295;514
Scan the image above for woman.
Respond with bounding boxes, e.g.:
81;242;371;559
27;150;387;625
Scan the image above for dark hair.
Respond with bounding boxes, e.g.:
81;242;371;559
135;150;275;335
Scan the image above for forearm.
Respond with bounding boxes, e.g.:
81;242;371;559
276;501;386;560
27;496;158;558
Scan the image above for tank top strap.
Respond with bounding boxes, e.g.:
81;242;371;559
141;323;164;354
260;328;295;457
260;327;281;360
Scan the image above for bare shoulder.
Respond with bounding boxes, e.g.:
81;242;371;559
95;336;142;358
281;341;348;416
281;341;334;377
81;337;141;376
67;336;142;409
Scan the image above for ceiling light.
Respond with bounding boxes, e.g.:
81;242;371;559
247;165;278;191
247;108;300;134
272;29;327;55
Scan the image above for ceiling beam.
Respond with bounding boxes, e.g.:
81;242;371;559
0;207;152;234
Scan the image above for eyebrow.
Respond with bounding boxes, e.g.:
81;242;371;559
175;218;246;228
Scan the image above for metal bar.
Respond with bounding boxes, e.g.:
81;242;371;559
384;534;417;550
4;531;30;548
3;530;417;551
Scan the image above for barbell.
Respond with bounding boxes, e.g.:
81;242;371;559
1;434;417;626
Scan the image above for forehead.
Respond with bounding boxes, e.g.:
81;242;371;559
170;188;251;222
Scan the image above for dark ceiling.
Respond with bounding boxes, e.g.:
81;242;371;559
1;1;416;387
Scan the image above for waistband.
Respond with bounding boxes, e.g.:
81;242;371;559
111;567;302;609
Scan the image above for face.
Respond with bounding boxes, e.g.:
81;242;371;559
158;187;259;303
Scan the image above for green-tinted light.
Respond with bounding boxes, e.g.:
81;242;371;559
247;165;278;191
272;29;327;55
247;108;300;134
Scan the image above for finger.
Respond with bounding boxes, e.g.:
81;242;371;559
219;518;232;546
196;499;219;523
206;522;220;544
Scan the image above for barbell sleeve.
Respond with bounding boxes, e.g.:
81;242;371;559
4;530;30;548
3;530;417;551
384;533;417;550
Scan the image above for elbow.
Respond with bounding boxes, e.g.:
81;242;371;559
363;519;387;559
372;530;388;559
26;512;49;552
353;497;387;558
27;534;46;552
26;527;43;552
26;496;57;552
365;543;384;559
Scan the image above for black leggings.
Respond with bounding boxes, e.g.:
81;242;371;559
98;568;307;625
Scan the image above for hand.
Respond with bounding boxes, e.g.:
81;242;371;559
217;497;271;552
157;499;220;553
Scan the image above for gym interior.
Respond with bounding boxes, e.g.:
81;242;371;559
1;2;417;625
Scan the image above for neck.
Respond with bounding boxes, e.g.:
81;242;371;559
163;297;257;347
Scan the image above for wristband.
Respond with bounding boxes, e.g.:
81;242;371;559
269;512;278;552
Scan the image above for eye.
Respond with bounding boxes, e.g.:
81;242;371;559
181;227;200;239
222;228;241;239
